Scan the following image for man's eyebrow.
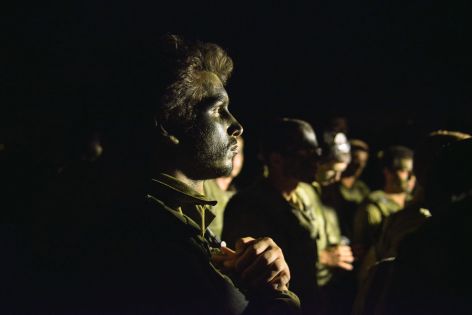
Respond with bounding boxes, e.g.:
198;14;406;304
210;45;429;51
196;94;228;110
216;94;229;104
208;93;229;106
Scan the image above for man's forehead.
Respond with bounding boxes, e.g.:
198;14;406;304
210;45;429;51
393;158;413;170
332;162;348;172
193;71;227;102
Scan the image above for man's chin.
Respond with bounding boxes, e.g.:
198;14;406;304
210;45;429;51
187;163;233;180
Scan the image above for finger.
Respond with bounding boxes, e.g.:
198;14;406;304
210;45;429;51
337;245;352;254
241;247;281;281
338;261;354;271
234;237;274;272
339;250;354;259
235;237;256;255
211;253;234;264
340;255;355;263
269;270;291;291
249;257;288;289
220;246;237;256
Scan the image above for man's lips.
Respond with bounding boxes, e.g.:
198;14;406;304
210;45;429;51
230;144;239;153
228;138;238;153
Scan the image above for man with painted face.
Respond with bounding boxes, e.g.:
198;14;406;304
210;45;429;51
315;132;352;186
311;132;358;315
322;139;371;240
33;35;299;314
138;35;300;315
223;118;354;315
353;145;414;282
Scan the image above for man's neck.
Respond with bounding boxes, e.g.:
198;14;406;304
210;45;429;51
341;176;357;189
267;171;299;201
384;186;407;208
166;169;204;195
215;176;233;191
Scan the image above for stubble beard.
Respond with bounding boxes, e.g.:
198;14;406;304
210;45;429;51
182;138;234;180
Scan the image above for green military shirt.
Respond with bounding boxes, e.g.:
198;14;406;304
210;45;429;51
322;180;370;239
33;173;301;314
222;179;318;314
340;180;371;205
146;173;301;314
310;182;343;287
203;179;236;239
223;178;341;314
353;190;405;250
150;173;218;237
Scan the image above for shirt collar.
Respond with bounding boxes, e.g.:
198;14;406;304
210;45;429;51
149;173;217;231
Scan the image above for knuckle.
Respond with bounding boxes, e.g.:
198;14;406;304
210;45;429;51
274;257;287;272
260;251;273;264
274;246;283;256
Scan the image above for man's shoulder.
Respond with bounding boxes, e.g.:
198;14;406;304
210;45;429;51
358;191;386;218
354;180;371;194
298;182;318;194
366;190;387;202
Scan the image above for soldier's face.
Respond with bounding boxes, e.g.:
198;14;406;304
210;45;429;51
386;158;414;193
342;150;368;178
180;72;243;180
316;160;349;186
283;128;320;183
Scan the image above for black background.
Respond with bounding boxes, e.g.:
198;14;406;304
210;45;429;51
4;1;472;187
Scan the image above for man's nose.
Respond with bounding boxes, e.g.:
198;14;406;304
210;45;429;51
228;113;243;137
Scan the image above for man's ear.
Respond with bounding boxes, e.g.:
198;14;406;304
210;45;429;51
157;121;180;145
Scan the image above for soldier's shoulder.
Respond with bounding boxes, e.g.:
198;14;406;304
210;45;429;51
366;190;387;203
355;180;371;193
298;182;318;196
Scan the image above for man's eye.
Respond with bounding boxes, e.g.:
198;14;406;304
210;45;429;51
211;106;221;115
212;105;227;116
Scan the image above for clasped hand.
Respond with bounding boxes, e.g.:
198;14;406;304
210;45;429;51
212;237;290;292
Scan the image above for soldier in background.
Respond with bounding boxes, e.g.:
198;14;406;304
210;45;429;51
352;131;470;315
223;118;353;315
353;145;415;283
381;138;472;315
322;139;371;240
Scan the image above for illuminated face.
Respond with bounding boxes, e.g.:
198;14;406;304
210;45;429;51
342;150;369;178
316;160;349;186
180;72;243;180
386;158;414;193
283;127;320;183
